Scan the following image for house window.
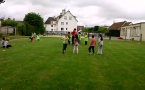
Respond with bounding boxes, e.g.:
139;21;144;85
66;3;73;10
69;16;72;20
121;28;126;36
66;22;68;25
51;29;53;31
131;27;140;36
61;28;64;30
51;25;53;27
64;16;67;20
66;28;68;30
61;22;64;25
51;21;53;24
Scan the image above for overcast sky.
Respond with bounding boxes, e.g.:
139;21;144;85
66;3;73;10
0;0;145;26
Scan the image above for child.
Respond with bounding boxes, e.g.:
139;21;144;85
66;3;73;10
78;32;81;44
61;34;69;54
67;32;71;45
73;34;79;54
36;34;40;41
30;35;34;42
1;37;5;48
69;34;72;45
84;33;88;45
98;34;103;54
88;35;96;55
4;38;12;48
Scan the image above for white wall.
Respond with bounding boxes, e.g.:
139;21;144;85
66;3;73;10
141;23;145;41
57;12;77;33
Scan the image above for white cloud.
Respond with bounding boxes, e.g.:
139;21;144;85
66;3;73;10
0;0;145;26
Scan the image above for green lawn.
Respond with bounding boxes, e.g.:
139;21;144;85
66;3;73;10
0;37;145;90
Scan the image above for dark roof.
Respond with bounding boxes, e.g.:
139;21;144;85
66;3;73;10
123;22;132;26
0;18;4;21
109;21;132;30
45;17;56;24
109;21;127;30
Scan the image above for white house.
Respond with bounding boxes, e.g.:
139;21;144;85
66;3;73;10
120;22;145;41
44;9;78;34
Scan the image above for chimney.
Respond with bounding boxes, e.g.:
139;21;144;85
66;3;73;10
62;9;66;15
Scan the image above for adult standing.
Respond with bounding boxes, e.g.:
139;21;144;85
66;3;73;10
72;28;77;45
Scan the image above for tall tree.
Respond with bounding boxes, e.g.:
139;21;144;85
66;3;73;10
83;27;89;32
94;26;99;32
88;27;94;32
24;12;45;35
98;26;109;33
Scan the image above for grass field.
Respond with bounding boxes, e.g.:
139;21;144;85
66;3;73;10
0;37;145;90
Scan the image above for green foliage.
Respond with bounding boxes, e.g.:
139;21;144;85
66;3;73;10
98;26;109;33
94;26;99;32
88;27;94;32
83;27;94;32
24;12;45;35
17;23;27;36
83;27;89;32
2;20;18;27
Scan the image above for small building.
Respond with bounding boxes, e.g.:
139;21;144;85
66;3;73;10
120;22;145;41
77;26;84;32
109;21;132;37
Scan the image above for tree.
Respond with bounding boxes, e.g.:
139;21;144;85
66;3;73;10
98;26;109;33
2;19;18;27
17;23;26;36
0;0;5;4
24;12;45;35
88;27;94;32
83;27;89;32
94;26;99;32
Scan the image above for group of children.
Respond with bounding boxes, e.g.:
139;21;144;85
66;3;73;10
1;37;12;48
30;32;40;42
61;30;104;55
1;31;103;55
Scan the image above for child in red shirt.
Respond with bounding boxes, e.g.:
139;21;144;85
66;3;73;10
88;35;96;55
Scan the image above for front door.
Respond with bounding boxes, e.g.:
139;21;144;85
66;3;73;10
126;28;130;39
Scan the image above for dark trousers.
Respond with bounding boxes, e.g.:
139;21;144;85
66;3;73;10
85;41;88;45
68;40;70;45
62;44;67;53
88;46;95;54
6;45;12;48
72;36;74;45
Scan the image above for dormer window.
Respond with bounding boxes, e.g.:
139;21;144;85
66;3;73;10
64;16;67;20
